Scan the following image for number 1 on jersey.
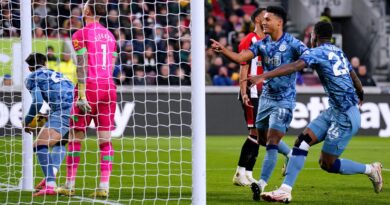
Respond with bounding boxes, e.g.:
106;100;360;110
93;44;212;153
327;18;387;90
101;44;107;70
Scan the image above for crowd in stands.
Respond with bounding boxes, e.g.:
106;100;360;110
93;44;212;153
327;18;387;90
0;0;378;86
1;0;191;86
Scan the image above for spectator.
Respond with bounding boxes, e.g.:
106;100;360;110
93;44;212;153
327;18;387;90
320;7;332;23
58;53;77;84
213;66;232;86
46;45;60;71
171;68;191;85
157;65;170;85
61;7;83;37
350;57;360;73
357;65;376;86
2;74;12;86
132;68;146;85
208;56;223;79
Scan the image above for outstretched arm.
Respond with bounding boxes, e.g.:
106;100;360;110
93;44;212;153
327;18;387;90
349;70;364;105
210;39;254;63
248;59;306;85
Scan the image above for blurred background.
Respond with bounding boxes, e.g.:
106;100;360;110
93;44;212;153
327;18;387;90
1;0;390;91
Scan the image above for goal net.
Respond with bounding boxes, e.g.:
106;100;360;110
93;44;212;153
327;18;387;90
0;0;200;204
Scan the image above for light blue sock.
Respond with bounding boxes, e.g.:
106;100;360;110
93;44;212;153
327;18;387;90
51;145;66;172
278;140;291;156
36;145;55;182
339;158;366;175
283;148;308;187
260;145;279;182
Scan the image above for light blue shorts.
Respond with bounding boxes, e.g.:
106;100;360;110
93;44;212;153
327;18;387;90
45;107;71;137
307;106;360;156
255;97;293;134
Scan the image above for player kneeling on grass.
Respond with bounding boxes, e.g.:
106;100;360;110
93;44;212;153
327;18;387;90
247;21;383;203
24;53;74;197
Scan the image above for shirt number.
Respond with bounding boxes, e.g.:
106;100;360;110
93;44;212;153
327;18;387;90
328;52;349;76
101;44;107;70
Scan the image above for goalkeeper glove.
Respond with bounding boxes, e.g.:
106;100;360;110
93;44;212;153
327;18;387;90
77;83;92;113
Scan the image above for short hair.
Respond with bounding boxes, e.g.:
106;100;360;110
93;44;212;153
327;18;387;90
314;21;333;39
251;8;266;23
266;6;287;24
25;53;46;69
87;0;107;16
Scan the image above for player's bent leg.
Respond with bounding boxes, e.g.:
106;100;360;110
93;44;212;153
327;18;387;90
33;128;62;196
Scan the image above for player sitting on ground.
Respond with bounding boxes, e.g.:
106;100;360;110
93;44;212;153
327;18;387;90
24;53;74;197
248;21;383;203
56;0;117;198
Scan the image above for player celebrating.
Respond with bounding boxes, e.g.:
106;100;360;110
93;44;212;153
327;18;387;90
233;8;291;186
56;0;117;197
211;6;306;200
248;21;383;203
24;53;74;196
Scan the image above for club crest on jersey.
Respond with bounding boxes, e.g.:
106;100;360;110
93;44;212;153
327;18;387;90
279;44;287;52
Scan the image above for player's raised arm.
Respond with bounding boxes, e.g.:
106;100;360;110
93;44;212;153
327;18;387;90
210;39;255;63
349;69;364;105
248;59;306;86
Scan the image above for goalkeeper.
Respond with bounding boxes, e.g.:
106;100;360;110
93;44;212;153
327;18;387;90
24;53;74;197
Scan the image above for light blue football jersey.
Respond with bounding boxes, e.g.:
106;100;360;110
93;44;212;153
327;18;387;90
300;43;358;111
249;33;308;108
25;67;74;111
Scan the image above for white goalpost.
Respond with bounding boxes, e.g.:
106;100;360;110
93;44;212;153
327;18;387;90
0;0;206;204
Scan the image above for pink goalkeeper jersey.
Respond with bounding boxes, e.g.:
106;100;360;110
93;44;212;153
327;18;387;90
72;22;117;85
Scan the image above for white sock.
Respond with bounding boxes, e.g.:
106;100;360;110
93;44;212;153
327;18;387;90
46;181;57;188
258;179;268;191
237;166;246;175
245;170;253;178
53;167;58;176
66;180;75;189
99;182;109;189
364;164;372;175
280;184;292;193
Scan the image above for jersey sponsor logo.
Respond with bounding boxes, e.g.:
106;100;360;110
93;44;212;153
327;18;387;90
265;55;281;66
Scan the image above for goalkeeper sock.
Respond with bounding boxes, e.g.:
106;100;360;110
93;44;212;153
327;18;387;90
99;142;114;189
36;145;56;185
283;148;308;187
338;158;366;174
51;145;66;176
238;135;258;169
66;141;81;188
260;145;278;183
278;140;291;157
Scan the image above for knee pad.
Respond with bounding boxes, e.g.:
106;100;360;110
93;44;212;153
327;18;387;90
319;158;340;173
294;133;312;151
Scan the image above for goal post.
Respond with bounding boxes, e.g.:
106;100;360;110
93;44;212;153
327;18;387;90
190;0;206;204
20;0;34;191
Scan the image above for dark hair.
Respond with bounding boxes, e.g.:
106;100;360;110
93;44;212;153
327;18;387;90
87;0;107;16
251;8;266;23
266;6;287;24
314;21;333;39
25;53;46;69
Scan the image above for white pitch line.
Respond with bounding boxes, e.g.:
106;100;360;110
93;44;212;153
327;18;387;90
72;196;123;205
0;182;123;205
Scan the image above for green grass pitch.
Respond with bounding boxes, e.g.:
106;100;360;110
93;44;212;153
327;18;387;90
0;136;388;204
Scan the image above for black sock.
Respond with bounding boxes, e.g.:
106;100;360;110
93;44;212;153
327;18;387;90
246;135;260;171
238;135;259;169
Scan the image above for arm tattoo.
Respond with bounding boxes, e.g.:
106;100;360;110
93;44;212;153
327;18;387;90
76;53;88;84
